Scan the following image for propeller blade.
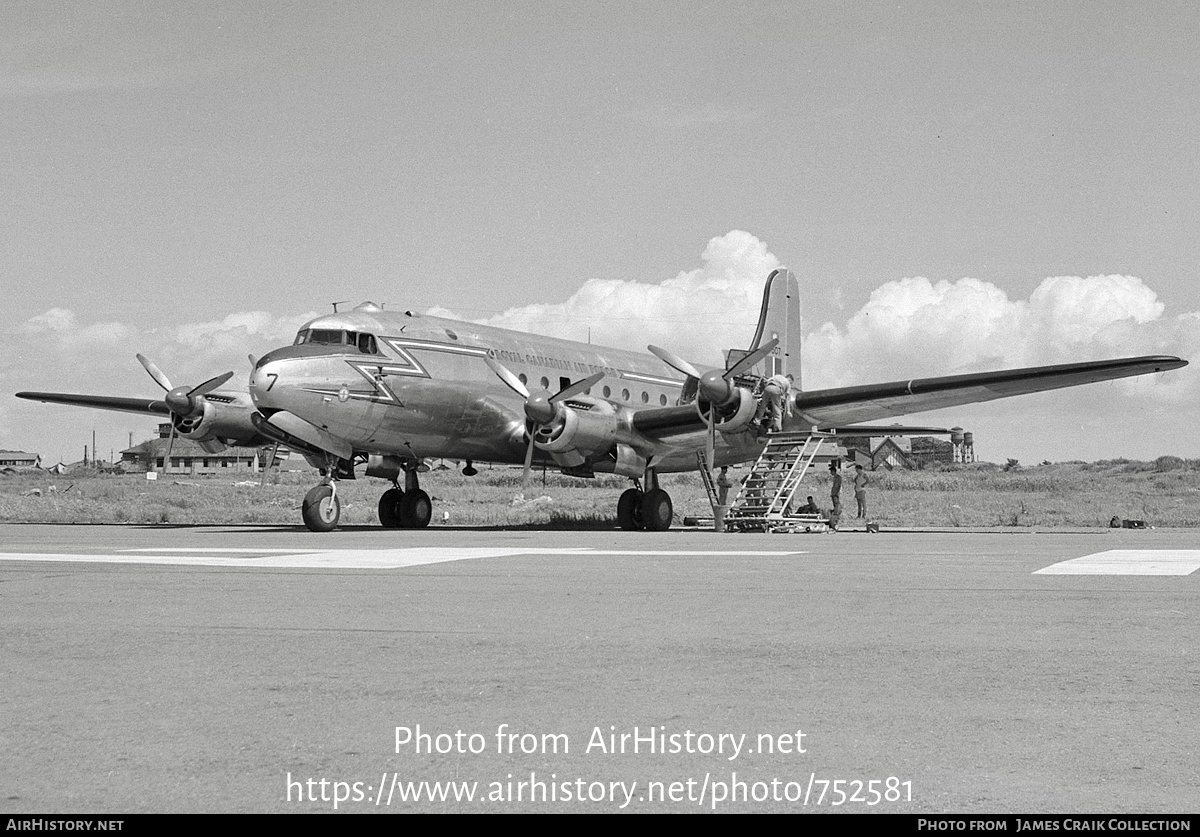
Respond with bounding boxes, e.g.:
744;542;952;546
136;354;173;392
550;371;605;404
724;337;779;380
248;354;258;368
647;344;702;380
521;423;536;498
486;356;530;399
188;371;235;398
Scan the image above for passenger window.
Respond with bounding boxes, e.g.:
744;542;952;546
602;386;611;398
659;394;668;406
641;391;649;403
621;388;630;401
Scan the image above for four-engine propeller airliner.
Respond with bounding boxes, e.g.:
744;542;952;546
16;269;1188;532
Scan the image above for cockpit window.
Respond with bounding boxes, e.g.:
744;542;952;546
310;329;345;345
293;329;379;354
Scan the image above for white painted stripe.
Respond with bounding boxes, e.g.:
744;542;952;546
1035;549;1200;576
123;547;317;553
0;547;805;570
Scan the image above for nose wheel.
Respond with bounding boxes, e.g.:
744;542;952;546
302;484;341;532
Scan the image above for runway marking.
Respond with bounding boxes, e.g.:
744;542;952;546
1035;549;1200;576
0;547;805;570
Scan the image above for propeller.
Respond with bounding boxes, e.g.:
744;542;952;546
136;353;234;419
648;337;778;408
647;337;780;478
485;356;604;496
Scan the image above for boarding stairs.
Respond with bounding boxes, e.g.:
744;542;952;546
723;432;829;533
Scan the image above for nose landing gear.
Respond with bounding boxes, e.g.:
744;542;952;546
302;482;340;532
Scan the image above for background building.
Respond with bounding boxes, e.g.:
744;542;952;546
120;424;282;475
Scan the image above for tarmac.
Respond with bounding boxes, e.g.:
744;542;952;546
1;523;1197;814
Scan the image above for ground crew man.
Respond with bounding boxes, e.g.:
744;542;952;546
853;464;870;518
761;373;793;433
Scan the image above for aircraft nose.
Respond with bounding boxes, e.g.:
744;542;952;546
249;360;281;409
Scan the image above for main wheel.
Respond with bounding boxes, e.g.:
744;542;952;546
302;485;340;532
640;488;673;531
398;489;432;528
378;488;404;528
617;488;644;530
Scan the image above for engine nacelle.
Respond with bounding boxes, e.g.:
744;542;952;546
171;395;263;449
698;385;758;434
172;400;219;441
535;404;621;456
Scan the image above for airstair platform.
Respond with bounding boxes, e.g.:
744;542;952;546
723;432;831;533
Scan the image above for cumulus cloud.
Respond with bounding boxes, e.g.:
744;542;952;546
429;230;781;367
429;232;1199;410
803;274;1199;404
9;307;318;392
20;307;133;346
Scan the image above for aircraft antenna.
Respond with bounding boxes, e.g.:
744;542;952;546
331;300;351;313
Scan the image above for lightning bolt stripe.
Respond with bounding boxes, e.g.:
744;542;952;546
328;337;491;404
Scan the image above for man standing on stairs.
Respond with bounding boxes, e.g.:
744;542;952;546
762;373;793;433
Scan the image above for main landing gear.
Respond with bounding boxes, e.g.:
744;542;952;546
377;465;432;529
616;471;673;531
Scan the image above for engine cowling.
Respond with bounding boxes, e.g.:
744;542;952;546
170;395;263;449
534;404;621;456
698;385;758;434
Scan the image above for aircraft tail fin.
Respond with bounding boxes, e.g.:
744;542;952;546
729;268;801;385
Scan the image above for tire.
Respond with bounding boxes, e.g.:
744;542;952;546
399;489;432;528
640;488;673;532
302;485;340;532
378;488;404;528
617;488;643;530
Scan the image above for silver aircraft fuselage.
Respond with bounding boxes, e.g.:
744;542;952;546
249;303;763;472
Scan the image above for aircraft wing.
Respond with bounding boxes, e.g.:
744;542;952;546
15;392;171;415
793;355;1187;426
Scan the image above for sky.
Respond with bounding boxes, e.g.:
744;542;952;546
2;1;1198;465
